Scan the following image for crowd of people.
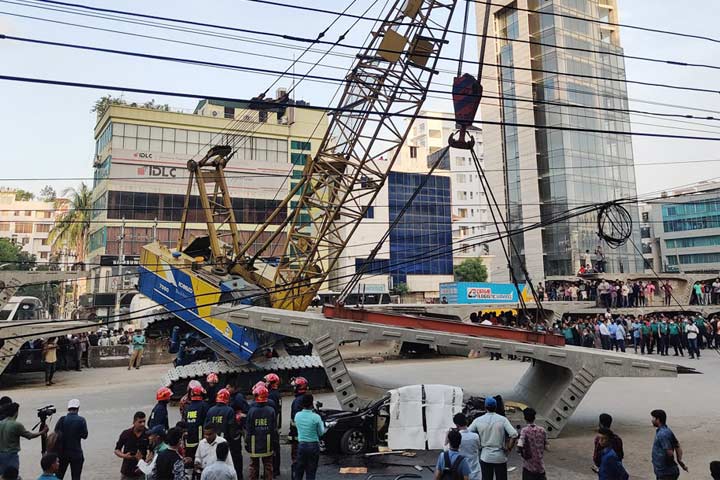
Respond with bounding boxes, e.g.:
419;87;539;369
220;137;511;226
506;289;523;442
539;277;720;308
1;378;720;480
556;311;720;356
432;395;720;480
0;371;321;480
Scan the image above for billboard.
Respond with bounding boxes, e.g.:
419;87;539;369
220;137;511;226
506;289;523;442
439;282;527;304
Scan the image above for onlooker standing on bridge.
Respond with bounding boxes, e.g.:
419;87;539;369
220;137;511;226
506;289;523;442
128;329;146;370
469;396;518;480
668;320;683;357
599;320;611;351
55;399;88;480
662;282;673;307
42;337;58;386
645;282;656;307
651;409;687;480
713;278;720;305
615;321;626;353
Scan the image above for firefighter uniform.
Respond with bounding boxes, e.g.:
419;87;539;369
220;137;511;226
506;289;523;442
183;398;209;459
246;399;276;479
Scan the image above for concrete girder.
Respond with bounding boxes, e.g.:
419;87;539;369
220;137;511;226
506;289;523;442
0;320;97;375
212;305;682;437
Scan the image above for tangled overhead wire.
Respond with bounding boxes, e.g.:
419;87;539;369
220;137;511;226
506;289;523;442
597;202;633;248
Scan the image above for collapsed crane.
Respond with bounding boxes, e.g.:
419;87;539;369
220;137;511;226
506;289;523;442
138;0;460;389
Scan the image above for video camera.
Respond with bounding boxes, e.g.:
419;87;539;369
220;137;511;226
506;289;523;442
37;405;56;424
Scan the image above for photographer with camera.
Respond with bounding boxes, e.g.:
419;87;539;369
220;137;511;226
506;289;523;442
52;399;87;480
0;403;48;475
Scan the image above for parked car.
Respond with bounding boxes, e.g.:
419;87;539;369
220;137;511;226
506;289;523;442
318;394;391;455
319;391;526;456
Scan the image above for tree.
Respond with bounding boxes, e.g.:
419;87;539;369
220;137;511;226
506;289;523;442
49;183;93;263
14;189;34;201
392;282;409;295
92;94;126;117
38;185;57;202
0;238;36;270
454;258;489;283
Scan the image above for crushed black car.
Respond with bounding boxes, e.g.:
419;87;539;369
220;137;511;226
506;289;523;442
317;393;523;456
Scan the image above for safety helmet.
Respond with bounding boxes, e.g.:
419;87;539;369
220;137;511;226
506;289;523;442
216;388;231;405
252;383;269;403
188;380;202;392
291;376;308;394
190;385;205;401
206;372;219;384
263;373;280;389
156;387;172;402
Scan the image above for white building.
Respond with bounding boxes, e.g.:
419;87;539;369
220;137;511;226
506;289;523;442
0;190;60;263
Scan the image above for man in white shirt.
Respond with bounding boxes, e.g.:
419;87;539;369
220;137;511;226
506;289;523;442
200;441;237;480
468;396;518;480
447;413;481;480
615;321;626;352
598;320;611;350
195;424;234;475
686;320;700;359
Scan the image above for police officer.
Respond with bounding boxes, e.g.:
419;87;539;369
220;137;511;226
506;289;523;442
246;383;275;480
149;387;172;431
204;373;220;408
183;385;209;461
288;376;309;478
263;373;282;477
226;384;249;480
205;389;234;439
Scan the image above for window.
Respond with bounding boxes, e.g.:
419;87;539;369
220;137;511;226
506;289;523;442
35;211;52;219
291;140;311;151
458;208;468;218
364;206;374;219
291;170;303;179
224;106;235;119
13;211;20;217
666;235;720;249
21;237;30;245
0;222;9;231
641;211;649;222
429;129;441;138
40;252;48;259
410;146;417;159
36;224;51;233
15;222;32;234
24;211;32;216
291;153;308;165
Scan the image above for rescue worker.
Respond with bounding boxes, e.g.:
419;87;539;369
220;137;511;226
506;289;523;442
204;373;220;408
183;385;209;461
205;389;235;439
246;383;275;480
149;387;172;431
226;383;249;480
263;373;282;477
180;380;204;420
289;376;309;479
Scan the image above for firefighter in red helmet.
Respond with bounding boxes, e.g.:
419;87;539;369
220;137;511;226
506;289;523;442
246;383;275;480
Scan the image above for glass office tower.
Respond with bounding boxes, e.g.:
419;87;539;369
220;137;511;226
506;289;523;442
479;0;643;280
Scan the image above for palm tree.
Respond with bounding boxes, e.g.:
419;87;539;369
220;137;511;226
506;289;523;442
50;183;93;263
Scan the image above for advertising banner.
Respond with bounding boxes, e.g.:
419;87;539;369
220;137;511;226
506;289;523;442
439;282;527;304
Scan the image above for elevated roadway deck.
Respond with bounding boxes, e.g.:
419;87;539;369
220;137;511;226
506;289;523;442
0;320;97;375
0;270;87;310
212;304;688;437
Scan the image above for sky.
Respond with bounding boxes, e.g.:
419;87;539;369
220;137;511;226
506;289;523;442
0;0;719;198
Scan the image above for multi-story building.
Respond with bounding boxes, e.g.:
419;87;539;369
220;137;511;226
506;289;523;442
336;112;492;300
88;92;328;292
0;190;59;263
396;112;492;269
643;182;720;273
477;0;643;281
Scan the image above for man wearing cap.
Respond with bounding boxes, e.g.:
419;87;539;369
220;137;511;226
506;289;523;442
468;396;518;480
146;425;169;464
54;399;88;480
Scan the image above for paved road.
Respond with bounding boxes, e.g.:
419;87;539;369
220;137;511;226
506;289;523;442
2;349;719;479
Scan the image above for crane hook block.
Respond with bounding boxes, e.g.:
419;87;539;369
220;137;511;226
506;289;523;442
449;73;482;150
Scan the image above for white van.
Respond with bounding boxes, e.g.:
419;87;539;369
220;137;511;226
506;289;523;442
0;296;49;321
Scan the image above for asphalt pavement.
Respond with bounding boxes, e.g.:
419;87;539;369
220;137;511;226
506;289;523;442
2;348;719;480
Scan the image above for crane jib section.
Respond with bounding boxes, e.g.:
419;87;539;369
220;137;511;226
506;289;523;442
268;0;459;310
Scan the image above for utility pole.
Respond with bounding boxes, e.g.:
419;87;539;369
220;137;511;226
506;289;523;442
115;217;126;318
